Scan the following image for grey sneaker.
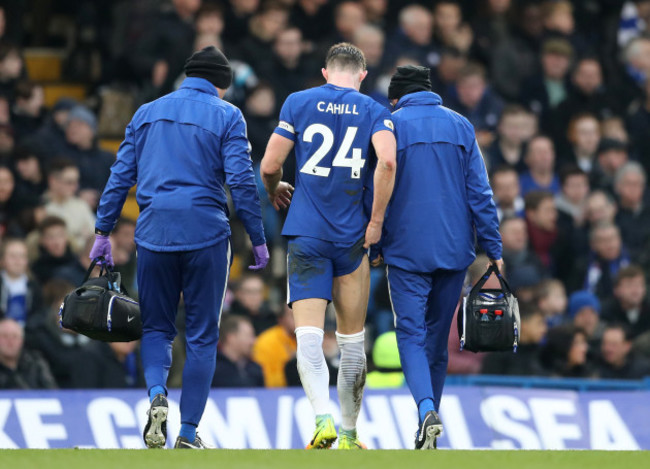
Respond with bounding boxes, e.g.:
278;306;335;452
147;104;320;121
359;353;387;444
143;394;168;448
414;410;443;450
174;433;212;449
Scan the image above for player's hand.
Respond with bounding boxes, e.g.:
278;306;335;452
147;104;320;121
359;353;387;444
269;182;294;210
364;220;382;249
249;243;270;270
369;244;383;267
488;258;504;273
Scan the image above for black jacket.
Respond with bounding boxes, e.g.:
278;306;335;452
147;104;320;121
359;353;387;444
0;350;57;389
211;352;264;388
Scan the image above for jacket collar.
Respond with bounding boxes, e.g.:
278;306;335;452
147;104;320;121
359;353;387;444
180;77;219;97
394;91;442;111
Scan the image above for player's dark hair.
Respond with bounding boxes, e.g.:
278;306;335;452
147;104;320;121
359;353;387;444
325;42;366;72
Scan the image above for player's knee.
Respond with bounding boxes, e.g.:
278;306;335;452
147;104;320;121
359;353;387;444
296;326;326;369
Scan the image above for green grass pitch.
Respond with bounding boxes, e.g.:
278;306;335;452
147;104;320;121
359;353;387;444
1;450;649;469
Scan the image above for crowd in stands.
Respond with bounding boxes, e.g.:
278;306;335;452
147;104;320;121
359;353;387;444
2;0;650;390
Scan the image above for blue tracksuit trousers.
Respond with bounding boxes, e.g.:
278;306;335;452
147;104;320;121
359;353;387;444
137;238;230;426
386;265;467;413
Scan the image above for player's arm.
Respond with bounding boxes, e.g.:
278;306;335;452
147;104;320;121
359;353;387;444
261;133;294;210
364;129;396;249
96;121;138;233
465;137;503;269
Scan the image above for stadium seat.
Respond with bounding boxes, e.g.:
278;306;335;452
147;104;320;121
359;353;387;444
23;48;65;82
99;139;122;154
42;83;87;108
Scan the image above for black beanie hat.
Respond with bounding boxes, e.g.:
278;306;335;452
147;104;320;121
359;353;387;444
388;65;432;101
184;46;233;89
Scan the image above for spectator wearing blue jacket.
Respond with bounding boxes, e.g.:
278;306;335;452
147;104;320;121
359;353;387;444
89;47;269;450
374;66;502;450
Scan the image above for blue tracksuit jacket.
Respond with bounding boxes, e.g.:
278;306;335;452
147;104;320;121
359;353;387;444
96;77;265;252
381;91;501;272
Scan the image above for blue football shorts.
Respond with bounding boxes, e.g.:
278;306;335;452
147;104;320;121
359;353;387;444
286;235;367;305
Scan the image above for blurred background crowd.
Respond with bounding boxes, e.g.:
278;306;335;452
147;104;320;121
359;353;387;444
1;0;650;391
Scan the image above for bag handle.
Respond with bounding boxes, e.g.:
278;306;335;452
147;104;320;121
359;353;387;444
82;257;131;297
468;264;514;297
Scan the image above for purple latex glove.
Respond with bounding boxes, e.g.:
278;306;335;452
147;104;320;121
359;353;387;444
89;234;113;266
249;243;269;270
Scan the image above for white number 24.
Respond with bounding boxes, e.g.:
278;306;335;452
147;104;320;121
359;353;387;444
300;124;365;179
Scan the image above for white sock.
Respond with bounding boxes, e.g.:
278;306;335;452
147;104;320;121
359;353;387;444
336;329;367;431
295;326;330;416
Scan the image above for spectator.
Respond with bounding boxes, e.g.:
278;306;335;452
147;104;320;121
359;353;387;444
23;278;97;388
429;46;467;103
486;105;531;172
618;1;650;46
491;2;543;101
433;0;473;54
626;77;650;175
325;1;366;45
222;0;260;45
540;324;595;378
244;82;277;163
500;216;546;282
540;1;587;55
130;0;201;96
11;146;46;206
614;36;650;110
522;38;573;132
30;216;84;285
252;304;296;387
577;223;630;301
0;43;24;97
585;190;618;227
0;318;56;389
556;165;589;229
290;0;334;45
62;106;114;205
446;62;504;147
565;113;600;173
471;0;513;68
28;98;77;160
534;279;568;327
568;290;604;352
591;138;629;194
264;27;315;106
110;218;137;295
382;4;435;70
229;273;277;334
597;324;650;379
519;136;560;196
524;191;558;270
195;2;224;37
212;315;264;388
0;123;14;160
366;331;405;388
614;162;650;258
555;166;590;281
491;166;524;221
11;81;44;141
353;24;385;95
0;238;42;326
361;0;388;28
551;57;619;144
236;3;288;76
481;306;547;376
43;159;95;253
601;116;630;143
86;341;146;388
601;266;650;339
0;165;25;237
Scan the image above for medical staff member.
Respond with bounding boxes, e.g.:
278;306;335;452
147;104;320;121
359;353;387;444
89;46;268;449
375;65;503;450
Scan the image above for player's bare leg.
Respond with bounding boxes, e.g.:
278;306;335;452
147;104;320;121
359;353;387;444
292;298;337;449
332;256;370;449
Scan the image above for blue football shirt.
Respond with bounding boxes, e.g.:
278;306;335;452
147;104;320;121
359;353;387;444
274;84;394;244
